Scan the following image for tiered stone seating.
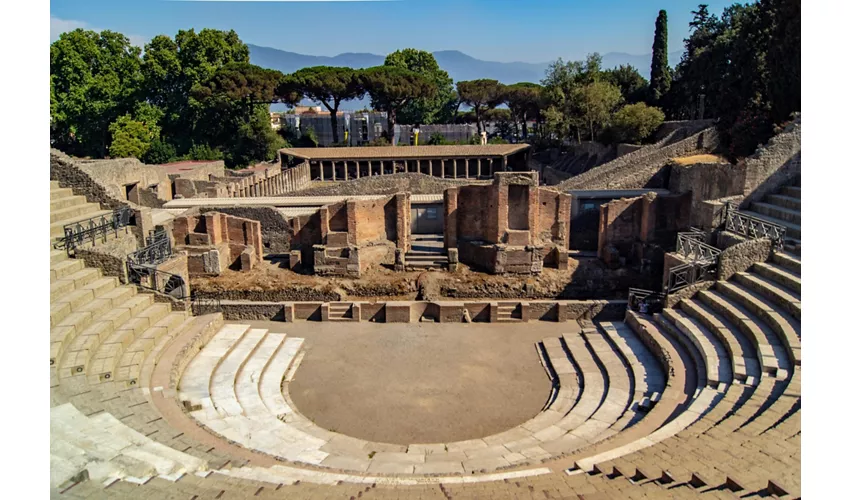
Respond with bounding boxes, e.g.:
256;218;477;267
48;176;801;498
739;179;802;253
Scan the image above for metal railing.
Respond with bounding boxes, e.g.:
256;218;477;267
676;233;721;262
724;202;786;251
127;263;187;300
191;291;222;316
627;288;665;314
128;229;172;266
666;259;717;294
55;206;133;254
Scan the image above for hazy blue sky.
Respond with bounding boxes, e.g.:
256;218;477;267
50;0;739;62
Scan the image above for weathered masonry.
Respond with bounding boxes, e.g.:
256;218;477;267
279;144;531;182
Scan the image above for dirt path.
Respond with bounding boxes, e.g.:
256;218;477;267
235;320;581;445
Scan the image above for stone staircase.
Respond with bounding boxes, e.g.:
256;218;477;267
739;179;801;254
405;234;448;270
327;302;356;321
494;302;523;322
50;181;113;239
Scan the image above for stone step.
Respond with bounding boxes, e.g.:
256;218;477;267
50;268;101;301
50;202;102;224
50;194;89;212
406;254;448;262
771;252;801;275
780;186;801;199
749;202;801;226
209;328;269;418
50;187;75;201
50;180;61;190
50;259;85;282
679;299;752;382
737;210;800;240
50;249;69;266
752;262;801;294
87;303;173;382
50;209;113;238
765;194;801;211
732;272;801;322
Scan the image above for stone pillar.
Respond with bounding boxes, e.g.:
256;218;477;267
502;155;508;172
465;158;469;178
356;161;360;179
332;161;337;181
477;158;482;177
428;160;433;176
343;161;348;181
444;188;459;249
441;159;445;178
319;161;324;182
368;161;373;177
416;159;421;173
452;159;458;179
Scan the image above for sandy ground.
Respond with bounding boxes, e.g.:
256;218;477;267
232;320;581;445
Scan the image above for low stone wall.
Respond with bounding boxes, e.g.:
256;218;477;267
51;149;127;210
558;127;721;191
73;231;139;284
216;299;627;323
716;237;772;281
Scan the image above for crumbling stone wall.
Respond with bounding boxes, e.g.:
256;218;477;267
445;172;570;274
741;114;801;208
558;127;721;191
173;212;263;275
716;237;772;281
74;231;138;284
50;149;127;210
669;160;745;212
198;206;293;253
597;192;690;269
50;149;173;208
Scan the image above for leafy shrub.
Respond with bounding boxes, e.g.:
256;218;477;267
609;103;665;144
427;132;448;145
142;139;176;164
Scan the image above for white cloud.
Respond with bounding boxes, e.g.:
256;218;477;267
50;16;88;42
50;16;149;47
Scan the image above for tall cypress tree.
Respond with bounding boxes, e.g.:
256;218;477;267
649;9;672;104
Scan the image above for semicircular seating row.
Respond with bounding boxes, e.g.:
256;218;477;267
48;181;801;498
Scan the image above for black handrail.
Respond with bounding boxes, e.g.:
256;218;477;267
127;263;187;300
55;206;133;254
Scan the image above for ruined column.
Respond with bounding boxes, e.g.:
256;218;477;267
344;161;349;181
332;161;337;181
416;159;421;173
440;159;445;178
319;161;324;182
368;160;373;177
452;159;458;179
477;158;482;177
356;161;361;179
464;158;469;178
428;160;433;176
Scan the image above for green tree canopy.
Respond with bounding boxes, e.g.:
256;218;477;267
283;66;364;144
108;115;158;159
609;103;665;144
649;10;672;104
384;49;456;124
50;29;144;157
667;0;799;156
573;81;623;141
360;66;436;143
456;79;505;134
604;64;649;104
504;82;542;140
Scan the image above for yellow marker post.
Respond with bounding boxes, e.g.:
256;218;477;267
344;129;349;144
414;131;419;146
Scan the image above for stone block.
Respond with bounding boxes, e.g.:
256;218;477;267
385;303;411;323
326;231;349;247
438;303;464;323
289;250;302;272
282;303;295;322
505;230;531;246
187;233;211;246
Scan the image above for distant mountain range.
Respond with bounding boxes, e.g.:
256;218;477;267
249;44;684;111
